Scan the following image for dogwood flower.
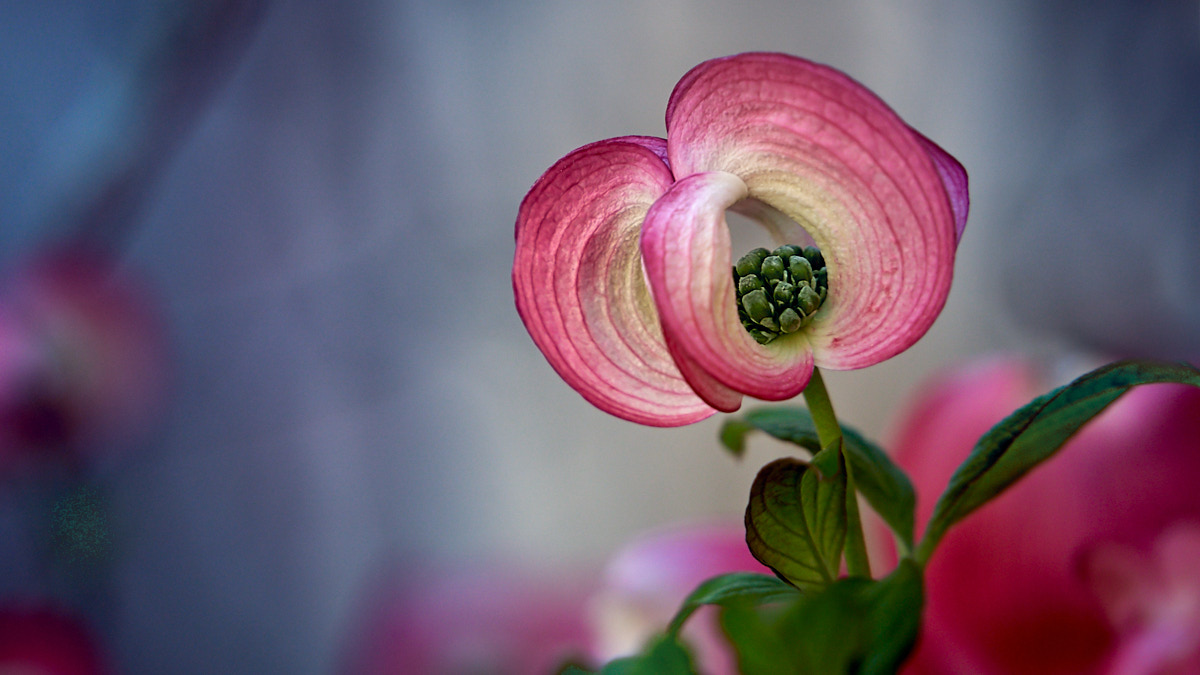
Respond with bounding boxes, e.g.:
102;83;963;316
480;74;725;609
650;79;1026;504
514;52;968;426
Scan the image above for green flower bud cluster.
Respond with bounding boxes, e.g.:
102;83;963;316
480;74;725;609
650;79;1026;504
732;244;828;345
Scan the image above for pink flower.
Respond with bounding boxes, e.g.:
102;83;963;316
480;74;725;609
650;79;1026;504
588;522;770;674
0;603;108;675
883;358;1200;674
1082;523;1200;675
339;524;763;674
514;52;967;426
0;248;166;466
339;564;592;675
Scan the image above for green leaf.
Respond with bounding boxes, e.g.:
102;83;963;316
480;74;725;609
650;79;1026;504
841;454;872;576
720;559;924;675
725;407;822;453
721;581;868;675
666;572;799;637
918;360;1200;564
599;635;696;675
745;448;847;591
719;419;755;458
718;606;792;675
728;407;916;553
856;559;924;675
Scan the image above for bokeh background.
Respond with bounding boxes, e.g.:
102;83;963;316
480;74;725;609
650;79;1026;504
1;1;1196;672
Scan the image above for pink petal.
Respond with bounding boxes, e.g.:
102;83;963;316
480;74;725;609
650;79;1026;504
513;136;717;426
640;171;813;405
341;564;591;675
912;130;970;242
664;52;961;371
591;522;770;674
1083;524;1200;675
601;522;769;600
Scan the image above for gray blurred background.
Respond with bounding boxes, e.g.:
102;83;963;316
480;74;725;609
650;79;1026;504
1;1;1196;672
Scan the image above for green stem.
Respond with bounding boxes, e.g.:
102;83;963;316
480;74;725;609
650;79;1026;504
802;368;840;446
803;368;872;579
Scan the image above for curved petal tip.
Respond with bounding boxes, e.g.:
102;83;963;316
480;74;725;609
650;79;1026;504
514;137;718;426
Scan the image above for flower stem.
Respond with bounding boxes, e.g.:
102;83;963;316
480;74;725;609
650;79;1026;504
803;368;872;579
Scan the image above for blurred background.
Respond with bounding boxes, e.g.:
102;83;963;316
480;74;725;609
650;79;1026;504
0;1;1196;673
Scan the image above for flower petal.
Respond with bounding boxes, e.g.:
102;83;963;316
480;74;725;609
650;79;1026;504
513;137;717;426
665;52;961;371
641;170;813;404
912;129;970;242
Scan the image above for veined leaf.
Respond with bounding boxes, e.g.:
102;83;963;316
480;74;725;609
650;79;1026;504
723;408;915;552
720;558;924;675
666;572;799;637
745;449;846;591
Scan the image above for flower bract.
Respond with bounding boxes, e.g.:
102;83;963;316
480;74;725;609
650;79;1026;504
514;52;968;425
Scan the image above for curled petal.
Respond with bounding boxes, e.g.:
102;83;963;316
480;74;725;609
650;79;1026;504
641;171;813;404
513;137;717;426
665;52;961;371
912;130;970;242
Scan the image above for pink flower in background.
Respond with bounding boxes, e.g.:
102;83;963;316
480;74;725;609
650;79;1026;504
340;564;592;674
0;603;108;675
514;52;967;427
0;248;166;466
588;522;769;674
1082;523;1200;675
883;358;1200;674
340;523;763;674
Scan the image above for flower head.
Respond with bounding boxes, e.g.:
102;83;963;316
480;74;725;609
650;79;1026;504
514;53;967;426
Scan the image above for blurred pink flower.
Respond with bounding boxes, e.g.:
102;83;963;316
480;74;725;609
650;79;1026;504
588;522;770;674
1082;523;1200;675
339;563;592;674
0;248;167;467
883;357;1200;674
0;603;108;675
340;523;764;674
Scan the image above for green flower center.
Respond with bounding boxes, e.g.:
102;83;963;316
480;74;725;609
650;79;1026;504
732;245;828;345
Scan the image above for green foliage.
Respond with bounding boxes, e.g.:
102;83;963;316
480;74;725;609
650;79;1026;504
917;360;1200;563
665;572;799;637
745;449;847;591
563;635;697;675
722;407;915;553
720;559;923;675
719;419;755;458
